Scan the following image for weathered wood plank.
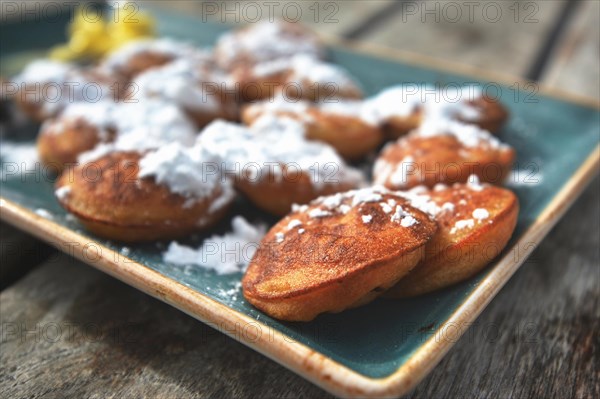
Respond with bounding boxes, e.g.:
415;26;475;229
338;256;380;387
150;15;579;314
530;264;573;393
0;254;332;398
0;222;54;290
147;0;395;36
542;0;600;99
362;0;564;77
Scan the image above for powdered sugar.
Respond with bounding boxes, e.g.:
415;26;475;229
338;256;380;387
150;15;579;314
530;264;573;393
131;56;225;113
138;141;232;206
15;59;71;85
467;174;485;191
418;118;504;149
472;208;490;220
101;38;197;72
54;100;118;140
215;20;322;68
163;216;266;274
275;232;285;243
197;115;364;190
0;141;39;180
287;219;302;229
450;219;475;234
55;185;71;200
77;100;197;163
308;208;331;218
307;186;420;227
361;84;482;125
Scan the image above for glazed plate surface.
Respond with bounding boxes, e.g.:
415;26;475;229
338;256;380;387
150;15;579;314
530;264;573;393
1;11;599;398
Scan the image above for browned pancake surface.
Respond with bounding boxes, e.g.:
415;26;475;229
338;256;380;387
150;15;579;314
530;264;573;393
56;151;230;242
387;183;519;297
241;105;382;160
243;189;437;320
374;133;515;189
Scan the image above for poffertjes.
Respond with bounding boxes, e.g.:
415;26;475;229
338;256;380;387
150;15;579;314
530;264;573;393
37;101;117;170
99;38;199;80
128;55;239;127
361;85;509;139
214;20;325;71
373;119;515;189
241;96;382;160
55;144;235;242
386;179;519;297
38;99;198;173
243;187;438;321
231;54;363;102
13;60;125;122
197;116;365;216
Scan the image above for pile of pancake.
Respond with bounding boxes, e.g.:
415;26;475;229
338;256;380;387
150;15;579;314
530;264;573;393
7;21;519;321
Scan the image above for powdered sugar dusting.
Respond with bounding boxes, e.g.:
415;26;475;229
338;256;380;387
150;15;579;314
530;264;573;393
450;219;475;234
163;216;266;274
473;208;490;220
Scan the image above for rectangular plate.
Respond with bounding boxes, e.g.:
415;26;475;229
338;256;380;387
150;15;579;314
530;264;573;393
1;11;599;398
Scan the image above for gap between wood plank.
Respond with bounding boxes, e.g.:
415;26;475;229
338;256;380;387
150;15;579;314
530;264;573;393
526;0;582;81
342;0;411;40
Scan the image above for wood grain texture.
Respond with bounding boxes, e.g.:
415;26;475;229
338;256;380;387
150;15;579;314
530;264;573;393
362;0;564;77
0;254;332;399
147;0;395;36
0;222;54;290
542;0;600;99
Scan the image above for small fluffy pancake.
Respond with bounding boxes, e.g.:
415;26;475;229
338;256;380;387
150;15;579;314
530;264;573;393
241;99;383;160
232;55;363;102
55;151;233;242
99;38;197;80
243;187;438;321
13;61;123;122
214;20;324;70
235;163;360;216
386;181;519;297
197;116;365;216
373;120;515;189
362;86;509;139
37;101;117;172
459;96;509;133
37;99;198;173
129;56;238;128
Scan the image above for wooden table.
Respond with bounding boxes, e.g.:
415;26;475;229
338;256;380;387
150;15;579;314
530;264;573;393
1;1;598;397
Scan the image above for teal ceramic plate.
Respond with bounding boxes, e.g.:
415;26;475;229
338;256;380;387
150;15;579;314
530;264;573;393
1;11;599;398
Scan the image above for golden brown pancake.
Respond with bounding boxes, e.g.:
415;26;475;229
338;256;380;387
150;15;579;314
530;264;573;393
382;95;508;139
38;114;115;173
197;116;365;216
386;182;519;297
55;151;233;242
373;125;515;189
14;66;124;122
214;20;325;71
243;187;438;321
459;96;509;134
235;163;361;216
127;58;239;128
241;101;383;160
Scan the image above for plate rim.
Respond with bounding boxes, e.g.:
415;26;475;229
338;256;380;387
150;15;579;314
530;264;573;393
1;144;598;397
